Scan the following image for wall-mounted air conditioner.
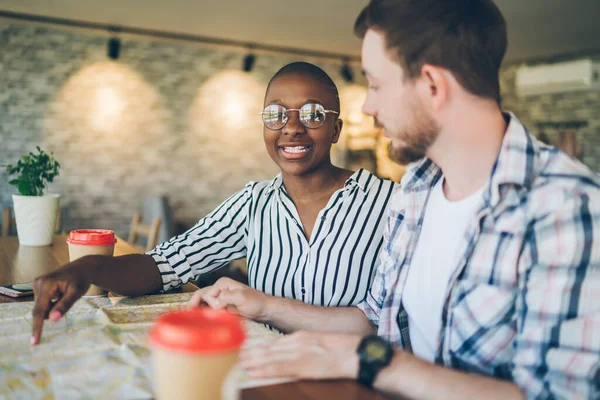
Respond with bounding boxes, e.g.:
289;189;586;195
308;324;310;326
515;58;600;97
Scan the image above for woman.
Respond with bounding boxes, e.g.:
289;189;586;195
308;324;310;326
29;62;396;345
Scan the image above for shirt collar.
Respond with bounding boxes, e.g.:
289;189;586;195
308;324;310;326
265;168;373;195
400;112;541;207
486;112;540;200
265;174;284;194
400;158;442;193
345;168;373;193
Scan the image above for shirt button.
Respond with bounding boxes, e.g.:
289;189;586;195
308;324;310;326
301;288;306;293
321;215;326;221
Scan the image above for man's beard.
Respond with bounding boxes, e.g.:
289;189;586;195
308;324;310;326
388;141;429;165
384;102;439;165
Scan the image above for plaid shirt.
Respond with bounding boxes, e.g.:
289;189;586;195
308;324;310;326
358;113;600;399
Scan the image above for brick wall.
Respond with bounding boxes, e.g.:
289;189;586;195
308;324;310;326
500;60;600;172
2;22;599;239
0;22;361;238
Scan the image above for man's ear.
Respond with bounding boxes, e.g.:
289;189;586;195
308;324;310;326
418;64;449;112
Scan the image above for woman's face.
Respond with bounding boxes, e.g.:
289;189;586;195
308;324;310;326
263;73;343;177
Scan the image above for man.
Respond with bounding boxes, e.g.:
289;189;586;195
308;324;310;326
191;0;600;398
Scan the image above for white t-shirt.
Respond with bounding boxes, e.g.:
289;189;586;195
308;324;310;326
402;177;483;362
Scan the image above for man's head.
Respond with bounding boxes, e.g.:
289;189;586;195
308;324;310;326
355;0;507;164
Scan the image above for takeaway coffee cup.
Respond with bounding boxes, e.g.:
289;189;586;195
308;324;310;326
66;229;116;296
149;308;246;400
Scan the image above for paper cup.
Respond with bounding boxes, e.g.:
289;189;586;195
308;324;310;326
149;308;245;400
66;229;116;296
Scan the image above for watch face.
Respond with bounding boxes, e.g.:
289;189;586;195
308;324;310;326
365;341;387;361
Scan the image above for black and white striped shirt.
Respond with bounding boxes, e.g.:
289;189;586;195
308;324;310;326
148;169;397;307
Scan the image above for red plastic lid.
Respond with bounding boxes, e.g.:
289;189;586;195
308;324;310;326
66;229;117;246
149;308;246;354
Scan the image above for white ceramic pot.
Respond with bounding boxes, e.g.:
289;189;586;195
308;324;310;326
12;194;60;247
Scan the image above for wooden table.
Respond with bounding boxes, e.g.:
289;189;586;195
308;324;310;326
0;235;140;299
0;235;386;400
241;380;386;400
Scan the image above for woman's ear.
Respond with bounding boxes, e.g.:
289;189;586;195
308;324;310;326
332;118;343;144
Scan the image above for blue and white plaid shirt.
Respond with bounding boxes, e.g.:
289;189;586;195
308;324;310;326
358;113;600;399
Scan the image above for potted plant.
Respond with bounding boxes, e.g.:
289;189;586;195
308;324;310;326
5;146;61;246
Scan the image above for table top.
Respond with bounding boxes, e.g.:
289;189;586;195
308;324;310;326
242;380;386;400
0;235;385;400
0;234;139;288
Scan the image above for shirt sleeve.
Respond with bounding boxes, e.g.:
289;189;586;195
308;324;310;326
512;192;600;399
146;183;254;292
357;190;401;326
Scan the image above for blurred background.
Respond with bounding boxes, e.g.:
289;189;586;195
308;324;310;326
1;0;599;241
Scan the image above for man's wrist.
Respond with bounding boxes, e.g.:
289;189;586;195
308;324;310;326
258;293;279;323
342;344;360;379
371;348;411;394
335;335;362;379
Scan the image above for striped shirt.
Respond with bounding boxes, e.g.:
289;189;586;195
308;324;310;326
148;169;397;307
358;113;600;399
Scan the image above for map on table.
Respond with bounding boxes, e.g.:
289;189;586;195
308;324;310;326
0;293;293;399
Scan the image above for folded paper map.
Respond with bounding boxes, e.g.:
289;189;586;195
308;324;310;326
0;293;293;399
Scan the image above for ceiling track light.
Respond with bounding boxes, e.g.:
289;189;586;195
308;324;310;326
340;60;354;83
243;53;256;72
107;37;121;60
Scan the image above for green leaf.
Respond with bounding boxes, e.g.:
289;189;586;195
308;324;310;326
18;181;29;196
6;147;60;196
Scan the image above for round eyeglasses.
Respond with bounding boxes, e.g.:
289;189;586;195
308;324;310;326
260;103;339;130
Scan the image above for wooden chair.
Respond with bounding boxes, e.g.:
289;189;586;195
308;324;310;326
230;258;248;275
2;207;62;236
344;128;380;175
2;207;11;237
128;212;161;252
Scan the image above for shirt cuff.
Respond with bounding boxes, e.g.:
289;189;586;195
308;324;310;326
357;293;381;327
146;249;184;293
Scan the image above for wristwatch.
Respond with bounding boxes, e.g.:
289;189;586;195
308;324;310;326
356;335;394;389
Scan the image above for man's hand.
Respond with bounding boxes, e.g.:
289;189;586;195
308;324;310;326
240;331;361;380
30;257;94;345
187;277;271;322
